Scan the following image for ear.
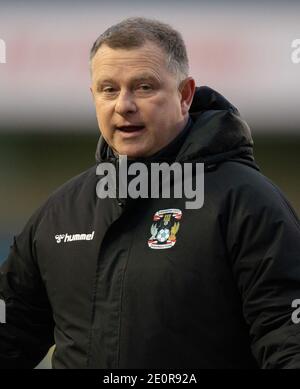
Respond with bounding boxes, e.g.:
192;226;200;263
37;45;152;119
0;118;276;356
179;77;196;116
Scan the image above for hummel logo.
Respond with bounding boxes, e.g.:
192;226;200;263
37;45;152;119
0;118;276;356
55;231;95;244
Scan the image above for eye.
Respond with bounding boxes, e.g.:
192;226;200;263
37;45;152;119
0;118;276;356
137;84;152;91
102;86;116;93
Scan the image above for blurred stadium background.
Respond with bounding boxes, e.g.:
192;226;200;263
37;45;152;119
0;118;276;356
0;0;299;368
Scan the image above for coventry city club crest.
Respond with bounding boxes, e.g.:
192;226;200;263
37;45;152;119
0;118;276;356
148;209;182;249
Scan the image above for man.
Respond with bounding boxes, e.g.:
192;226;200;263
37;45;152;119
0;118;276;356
1;17;300;369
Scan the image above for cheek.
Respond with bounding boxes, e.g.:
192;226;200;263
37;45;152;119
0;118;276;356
149;101;179;126
141;97;170;121
95;103;112;125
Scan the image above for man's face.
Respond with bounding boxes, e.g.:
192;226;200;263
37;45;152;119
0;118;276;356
90;41;193;158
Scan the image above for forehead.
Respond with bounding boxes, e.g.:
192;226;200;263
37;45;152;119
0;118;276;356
91;41;171;82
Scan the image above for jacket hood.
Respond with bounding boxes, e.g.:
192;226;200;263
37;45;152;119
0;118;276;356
95;86;259;170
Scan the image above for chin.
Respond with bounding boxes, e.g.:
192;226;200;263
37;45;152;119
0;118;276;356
117;146;149;159
124;151;147;159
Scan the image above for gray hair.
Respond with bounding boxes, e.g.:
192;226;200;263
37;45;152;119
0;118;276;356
90;17;189;83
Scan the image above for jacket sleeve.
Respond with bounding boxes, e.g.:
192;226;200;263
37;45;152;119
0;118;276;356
0;206;55;369
225;175;300;369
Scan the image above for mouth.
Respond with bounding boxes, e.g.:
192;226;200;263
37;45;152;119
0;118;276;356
116;125;145;133
115;125;146;139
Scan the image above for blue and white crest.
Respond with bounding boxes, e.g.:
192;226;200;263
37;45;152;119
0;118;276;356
148;209;182;249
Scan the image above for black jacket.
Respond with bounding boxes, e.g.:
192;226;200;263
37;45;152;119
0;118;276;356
1;86;300;369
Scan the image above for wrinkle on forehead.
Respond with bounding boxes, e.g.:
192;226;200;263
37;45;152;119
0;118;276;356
91;42;170;82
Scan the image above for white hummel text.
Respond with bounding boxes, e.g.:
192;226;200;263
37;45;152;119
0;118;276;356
55;231;95;244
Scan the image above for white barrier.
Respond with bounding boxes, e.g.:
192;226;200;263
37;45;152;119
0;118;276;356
0;3;300;131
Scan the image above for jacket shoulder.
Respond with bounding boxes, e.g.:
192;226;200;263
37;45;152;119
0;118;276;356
23;165;98;234
218;160;298;216
208;160;300;229
46;165;97;204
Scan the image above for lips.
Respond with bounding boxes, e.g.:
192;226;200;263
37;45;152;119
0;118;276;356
116;125;145;133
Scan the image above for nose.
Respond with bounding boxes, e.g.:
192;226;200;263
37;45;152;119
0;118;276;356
115;90;137;115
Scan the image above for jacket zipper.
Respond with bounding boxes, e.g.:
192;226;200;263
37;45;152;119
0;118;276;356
116;156;125;207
